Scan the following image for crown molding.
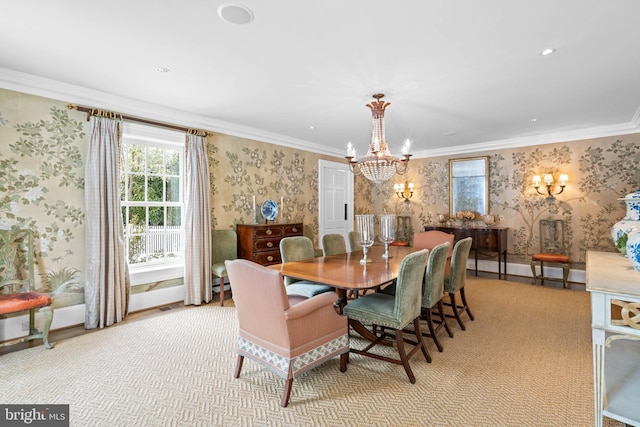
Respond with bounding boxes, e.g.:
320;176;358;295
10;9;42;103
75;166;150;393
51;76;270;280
0;67;341;157
413;120;640;159
1;67;637;161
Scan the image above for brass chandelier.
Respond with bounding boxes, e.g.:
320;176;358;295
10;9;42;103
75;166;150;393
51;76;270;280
345;94;412;184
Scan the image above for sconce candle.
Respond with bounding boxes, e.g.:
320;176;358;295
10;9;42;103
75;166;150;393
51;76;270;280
394;181;414;201
533;172;568;202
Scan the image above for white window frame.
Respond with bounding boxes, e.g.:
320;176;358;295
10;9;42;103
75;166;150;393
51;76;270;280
120;122;185;286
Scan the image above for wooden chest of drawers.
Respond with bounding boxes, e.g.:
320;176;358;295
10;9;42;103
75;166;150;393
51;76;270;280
237;223;303;266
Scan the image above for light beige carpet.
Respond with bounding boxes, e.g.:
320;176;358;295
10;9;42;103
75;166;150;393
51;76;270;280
0;277;624;427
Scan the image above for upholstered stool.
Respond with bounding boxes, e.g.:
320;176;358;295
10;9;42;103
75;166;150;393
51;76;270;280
531;253;570;288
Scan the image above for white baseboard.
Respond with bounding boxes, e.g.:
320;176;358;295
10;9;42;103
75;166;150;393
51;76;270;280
1;285;185;342
470;259;586;284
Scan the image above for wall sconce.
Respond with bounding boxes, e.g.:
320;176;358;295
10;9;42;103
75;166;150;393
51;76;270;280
532;173;568;202
394;181;414;202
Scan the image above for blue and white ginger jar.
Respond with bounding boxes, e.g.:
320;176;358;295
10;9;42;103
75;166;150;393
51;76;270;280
611;189;640;256
626;229;640;274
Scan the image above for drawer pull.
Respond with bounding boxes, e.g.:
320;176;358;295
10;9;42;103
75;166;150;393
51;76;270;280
267;256;274;262
267;242;273;248
292;227;297;232
266;229;273;235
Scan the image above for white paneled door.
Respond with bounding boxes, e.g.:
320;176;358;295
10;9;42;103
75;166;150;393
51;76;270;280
318;160;353;242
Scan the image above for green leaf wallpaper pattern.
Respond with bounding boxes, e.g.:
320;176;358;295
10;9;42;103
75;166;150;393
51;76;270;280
373;137;640;265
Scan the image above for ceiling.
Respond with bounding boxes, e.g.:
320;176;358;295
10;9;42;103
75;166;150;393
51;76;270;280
2;0;640;158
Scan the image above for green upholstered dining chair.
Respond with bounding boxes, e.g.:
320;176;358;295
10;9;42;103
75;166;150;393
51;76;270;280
225;259;349;407
347;231;362;252
321;233;347;256
419;241;453;352
381;242;452;352
443;237;474;330
343;249;430;384
0;229;53;349
302;224;323;258
279;236;334;299
211;229;238;306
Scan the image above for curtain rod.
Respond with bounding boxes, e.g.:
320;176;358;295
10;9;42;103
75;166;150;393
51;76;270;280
67;104;208;136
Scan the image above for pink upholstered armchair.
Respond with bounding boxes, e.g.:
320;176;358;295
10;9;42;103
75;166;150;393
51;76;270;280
414;230;455;274
225;259;349;407
414;230;454;257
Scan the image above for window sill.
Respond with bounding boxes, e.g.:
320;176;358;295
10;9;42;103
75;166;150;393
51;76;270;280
129;263;183;286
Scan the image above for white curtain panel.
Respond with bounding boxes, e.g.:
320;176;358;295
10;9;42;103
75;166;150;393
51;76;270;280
183;133;212;305
84;116;130;329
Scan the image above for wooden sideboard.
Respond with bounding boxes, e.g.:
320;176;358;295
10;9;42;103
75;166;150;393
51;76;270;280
586;251;640;427
237;223;303;266
424;225;509;279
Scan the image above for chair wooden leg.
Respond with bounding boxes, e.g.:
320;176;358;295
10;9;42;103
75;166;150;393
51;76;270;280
531;261;538;285
219;277;225;306
395;328;416;384
413;317;432;363
459;287;474;321
540;261;545;286
339;352;348;372
281;378;294;407
437;300;454;338
423;308;443;352
449;292;466;330
234;355;244;378
562;263;570;288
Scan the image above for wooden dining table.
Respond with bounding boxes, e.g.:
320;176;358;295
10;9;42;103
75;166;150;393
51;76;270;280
268;244;416;341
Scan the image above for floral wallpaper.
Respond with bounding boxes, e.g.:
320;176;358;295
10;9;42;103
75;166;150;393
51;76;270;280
372;136;640;266
0;91;86;308
207;133;361;245
2;87;639;319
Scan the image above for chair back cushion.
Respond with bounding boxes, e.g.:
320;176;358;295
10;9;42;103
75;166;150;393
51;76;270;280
393;249;429;326
211;229;237;264
422;242;450;308
280;236;315;285
347;231;362;252
321;234;347;256
445;237;472;294
414;231;454;257
225;259;291;347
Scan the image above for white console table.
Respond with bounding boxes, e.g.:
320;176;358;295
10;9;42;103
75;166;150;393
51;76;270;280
586;251;640;427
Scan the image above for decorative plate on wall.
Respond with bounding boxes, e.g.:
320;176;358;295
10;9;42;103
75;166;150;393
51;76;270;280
261;199;278;221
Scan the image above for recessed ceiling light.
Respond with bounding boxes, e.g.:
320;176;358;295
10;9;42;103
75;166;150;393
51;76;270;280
309;126;316;130
539;48;556;56
531;118;538;122
156;67;171;73
217;3;254;25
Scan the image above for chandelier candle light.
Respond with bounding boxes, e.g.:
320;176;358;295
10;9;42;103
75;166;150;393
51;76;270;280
346;94;412;184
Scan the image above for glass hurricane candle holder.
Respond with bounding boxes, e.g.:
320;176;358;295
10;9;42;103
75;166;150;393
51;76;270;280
356;214;375;264
379;214;396;259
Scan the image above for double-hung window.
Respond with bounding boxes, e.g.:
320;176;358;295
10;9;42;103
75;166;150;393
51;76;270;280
119;123;185;284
